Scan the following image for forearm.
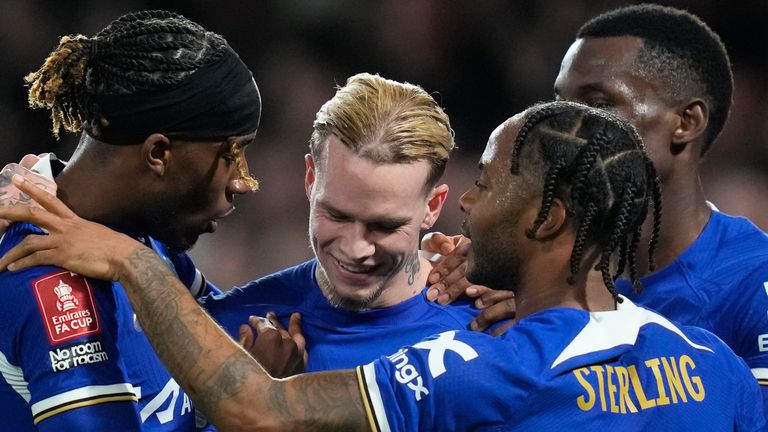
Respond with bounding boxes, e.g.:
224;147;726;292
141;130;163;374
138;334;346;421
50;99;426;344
119;247;368;431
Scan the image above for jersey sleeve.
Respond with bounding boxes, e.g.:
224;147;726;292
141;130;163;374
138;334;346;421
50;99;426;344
0;263;141;429
161;246;221;298
356;330;513;431
714;266;768;384
733;356;768;431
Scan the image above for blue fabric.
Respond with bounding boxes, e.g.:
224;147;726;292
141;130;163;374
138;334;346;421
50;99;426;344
0;222;203;431
202;259;480;371
361;300;765;431
617;210;768;411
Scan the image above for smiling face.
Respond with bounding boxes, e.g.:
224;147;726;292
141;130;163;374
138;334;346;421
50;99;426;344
459;114;540;291
554;36;680;180
306;135;446;310
145;133;255;252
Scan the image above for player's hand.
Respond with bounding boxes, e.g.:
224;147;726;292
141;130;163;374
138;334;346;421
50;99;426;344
468;286;517;336
421;232;488;305
0;154;58;234
0;174;143;281
238;312;307;378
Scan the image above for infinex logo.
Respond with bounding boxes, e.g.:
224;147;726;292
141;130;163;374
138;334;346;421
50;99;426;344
34;271;101;345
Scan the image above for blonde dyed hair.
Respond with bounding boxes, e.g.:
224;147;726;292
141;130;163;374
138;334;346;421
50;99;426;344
309;73;455;188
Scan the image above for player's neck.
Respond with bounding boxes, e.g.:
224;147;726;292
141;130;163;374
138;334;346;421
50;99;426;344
638;174;711;272
369;255;431;308
514;248;615;320
55;150;142;230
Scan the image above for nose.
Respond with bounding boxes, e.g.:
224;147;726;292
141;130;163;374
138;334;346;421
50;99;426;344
339;222;375;261
227;177;252;195
459;187;475;215
227;154;257;195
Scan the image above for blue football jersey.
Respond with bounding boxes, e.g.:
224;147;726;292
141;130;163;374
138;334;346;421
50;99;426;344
358;297;765;431
0;222;217;431
617;210;768;407
202;259;480;371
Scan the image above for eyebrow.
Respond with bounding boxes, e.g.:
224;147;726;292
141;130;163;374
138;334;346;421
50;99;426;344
555;82;607;97
322;201;411;226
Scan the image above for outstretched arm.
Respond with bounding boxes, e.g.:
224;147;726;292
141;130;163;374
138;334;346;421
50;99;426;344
0;175;368;432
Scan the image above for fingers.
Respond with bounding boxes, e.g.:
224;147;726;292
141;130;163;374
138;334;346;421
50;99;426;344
288;312;306;349
238;323;255;349
0;202;55;229
470;296;517;332
473;288;515;309
250;314;277;334
490;319;516;337
428;277;472;305
11;175;75;218
427;241;471;284
421;232;454;255
426;242;472;303
19;154;42;170
0;234;52;272
288;312;308;365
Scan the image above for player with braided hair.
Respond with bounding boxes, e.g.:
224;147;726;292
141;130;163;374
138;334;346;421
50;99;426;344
0;101;761;430
554;5;768;414
504;101;661;304
426;5;768;414
1;9;260;431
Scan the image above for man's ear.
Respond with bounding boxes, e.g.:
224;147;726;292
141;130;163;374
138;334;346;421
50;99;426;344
421;184;449;230
531;197;567;239
142;133;172;176
672;100;708;146
304;154;316;200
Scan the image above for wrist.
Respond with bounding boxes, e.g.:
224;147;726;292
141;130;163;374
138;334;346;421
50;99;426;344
115;243;164;285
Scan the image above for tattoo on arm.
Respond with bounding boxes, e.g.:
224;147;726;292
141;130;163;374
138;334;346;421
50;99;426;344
120;248;369;431
270;371;369;431
404;251;420;286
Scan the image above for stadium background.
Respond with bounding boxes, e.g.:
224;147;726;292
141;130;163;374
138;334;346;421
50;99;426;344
0;0;765;289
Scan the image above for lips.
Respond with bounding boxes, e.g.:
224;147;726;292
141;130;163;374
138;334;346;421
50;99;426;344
331;256;381;284
207;207;236;232
461;220;472;239
336;258;374;274
205;220;219;233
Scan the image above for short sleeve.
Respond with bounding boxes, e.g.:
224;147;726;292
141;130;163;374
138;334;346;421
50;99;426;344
714;266;768;379
356;330;512;431
0;265;140;428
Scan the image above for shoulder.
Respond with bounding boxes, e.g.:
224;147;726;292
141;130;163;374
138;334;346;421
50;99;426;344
200;260;316;310
0;222;45;253
662;211;768;302
699;212;768;272
421;295;480;327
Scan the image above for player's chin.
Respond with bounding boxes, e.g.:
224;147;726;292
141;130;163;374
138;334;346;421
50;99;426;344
465;257;485;287
164;231;201;253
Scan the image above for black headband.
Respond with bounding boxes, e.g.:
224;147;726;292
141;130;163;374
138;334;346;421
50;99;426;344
91;45;261;144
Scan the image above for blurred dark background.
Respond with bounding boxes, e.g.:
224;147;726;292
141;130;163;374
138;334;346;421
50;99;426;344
1;0;766;289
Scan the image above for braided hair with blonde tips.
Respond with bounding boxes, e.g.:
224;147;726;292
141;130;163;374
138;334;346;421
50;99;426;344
24;10;259;191
25;10;226;138
513;101;662;302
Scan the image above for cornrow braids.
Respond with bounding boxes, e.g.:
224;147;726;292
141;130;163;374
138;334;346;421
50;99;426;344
526;160;567;239
512;101;662;302
645;159;663;273
25;10;227;138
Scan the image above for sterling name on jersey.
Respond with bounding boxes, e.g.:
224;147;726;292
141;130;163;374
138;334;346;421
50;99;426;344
202;259;480;371
358;297;765;431
0;222;218;431
617;210;768;400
